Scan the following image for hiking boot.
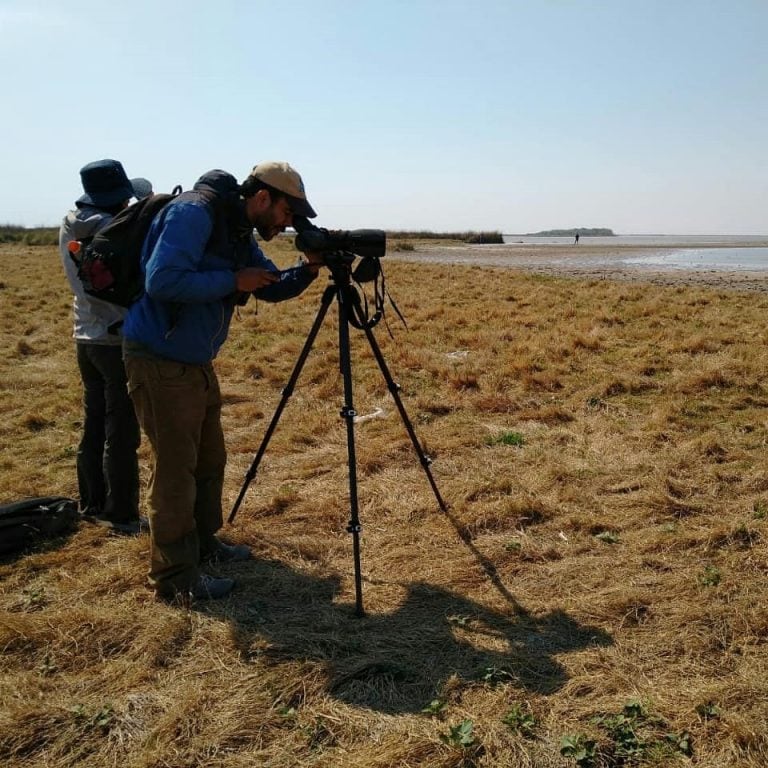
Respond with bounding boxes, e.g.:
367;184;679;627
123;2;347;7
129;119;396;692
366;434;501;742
203;536;251;564
82;513;149;536
191;573;235;600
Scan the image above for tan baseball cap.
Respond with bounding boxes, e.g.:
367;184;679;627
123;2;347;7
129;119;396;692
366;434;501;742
246;161;317;218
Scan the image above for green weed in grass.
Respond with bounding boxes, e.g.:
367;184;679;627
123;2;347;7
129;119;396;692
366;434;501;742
501;703;537;738
582;701;694;765
699;564;721;586
70;704;115;734
478;665;515;685
695;701;721;721
440;719;476;748
421;699;447;717
487;431;524;447
560;734;597;767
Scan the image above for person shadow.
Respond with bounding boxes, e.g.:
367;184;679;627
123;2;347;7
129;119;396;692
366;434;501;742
198;555;613;714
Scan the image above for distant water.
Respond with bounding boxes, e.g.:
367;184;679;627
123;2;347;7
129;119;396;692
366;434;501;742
497;234;768;272
502;234;768;246
623;248;768;271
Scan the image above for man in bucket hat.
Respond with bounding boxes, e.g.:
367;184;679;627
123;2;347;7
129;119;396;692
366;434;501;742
122;162;322;603
59;159;149;535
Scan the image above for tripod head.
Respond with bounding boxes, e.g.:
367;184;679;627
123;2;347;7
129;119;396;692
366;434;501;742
292;215;395;330
319;250;382;289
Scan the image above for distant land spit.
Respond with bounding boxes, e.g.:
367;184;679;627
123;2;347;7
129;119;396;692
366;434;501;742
523;228;615;237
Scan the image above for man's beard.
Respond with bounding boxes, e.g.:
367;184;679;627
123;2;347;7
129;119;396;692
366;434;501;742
253;212;279;241
254;222;272;240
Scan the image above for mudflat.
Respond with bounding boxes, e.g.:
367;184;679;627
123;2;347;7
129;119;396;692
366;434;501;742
390;241;768;292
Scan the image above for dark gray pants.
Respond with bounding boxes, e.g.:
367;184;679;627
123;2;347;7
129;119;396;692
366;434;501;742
76;342;140;522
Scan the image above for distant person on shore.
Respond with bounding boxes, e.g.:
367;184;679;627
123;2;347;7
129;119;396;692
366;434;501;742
130;177;153;201
574;232;580;244
59;159;146;535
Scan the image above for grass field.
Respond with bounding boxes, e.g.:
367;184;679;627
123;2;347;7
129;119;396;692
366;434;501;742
1;239;767;767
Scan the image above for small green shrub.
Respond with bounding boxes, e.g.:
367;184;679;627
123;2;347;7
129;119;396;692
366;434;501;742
699;564;721;586
502;703;537;738
487;431;524;447
440;719;476;748
560;734;597;767
478;665;515;685
573;701;696;765
421;699;447;716
695;701;721;720
70;704;115;733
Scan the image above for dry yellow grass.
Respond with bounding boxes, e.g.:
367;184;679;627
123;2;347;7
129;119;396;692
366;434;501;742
1;240;768;767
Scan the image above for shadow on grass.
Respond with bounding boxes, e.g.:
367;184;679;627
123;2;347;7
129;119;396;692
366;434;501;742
197;557;612;715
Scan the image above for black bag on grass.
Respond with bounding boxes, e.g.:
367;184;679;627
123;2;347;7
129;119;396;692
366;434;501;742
0;496;78;555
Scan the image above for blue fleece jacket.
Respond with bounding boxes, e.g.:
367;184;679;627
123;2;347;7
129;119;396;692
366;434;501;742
122;173;316;365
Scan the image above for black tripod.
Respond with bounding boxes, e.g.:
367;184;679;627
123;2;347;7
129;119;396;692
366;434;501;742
228;257;447;616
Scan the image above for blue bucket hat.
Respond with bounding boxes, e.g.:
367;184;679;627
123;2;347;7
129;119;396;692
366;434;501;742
77;159;135;207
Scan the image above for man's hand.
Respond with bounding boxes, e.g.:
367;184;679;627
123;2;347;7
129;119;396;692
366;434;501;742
235;268;280;292
303;250;324;276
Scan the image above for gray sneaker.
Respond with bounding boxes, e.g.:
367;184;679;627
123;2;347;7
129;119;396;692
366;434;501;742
204;537;251;564
191;573;235;600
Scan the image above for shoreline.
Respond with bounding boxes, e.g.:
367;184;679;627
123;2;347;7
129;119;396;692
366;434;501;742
389;242;768;292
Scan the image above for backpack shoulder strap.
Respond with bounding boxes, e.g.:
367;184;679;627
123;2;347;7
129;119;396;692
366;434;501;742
91;189;180;247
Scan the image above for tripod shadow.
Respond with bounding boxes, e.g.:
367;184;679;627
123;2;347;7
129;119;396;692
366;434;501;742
199;557;612;714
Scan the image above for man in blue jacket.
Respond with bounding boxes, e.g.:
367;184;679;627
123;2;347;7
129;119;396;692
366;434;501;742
123;162;322;602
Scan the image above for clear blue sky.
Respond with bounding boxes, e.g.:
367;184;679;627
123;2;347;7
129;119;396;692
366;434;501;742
1;0;766;234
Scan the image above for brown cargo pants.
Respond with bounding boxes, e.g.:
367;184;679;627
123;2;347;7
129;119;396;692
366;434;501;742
125;354;226;596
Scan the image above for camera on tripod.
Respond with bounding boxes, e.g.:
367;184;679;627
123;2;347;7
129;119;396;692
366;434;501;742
292;215;386;272
232;213;444;617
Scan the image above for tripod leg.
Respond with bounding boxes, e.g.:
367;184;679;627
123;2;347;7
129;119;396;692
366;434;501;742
228;284;337;524
337;289;365;617
351;292;448;512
